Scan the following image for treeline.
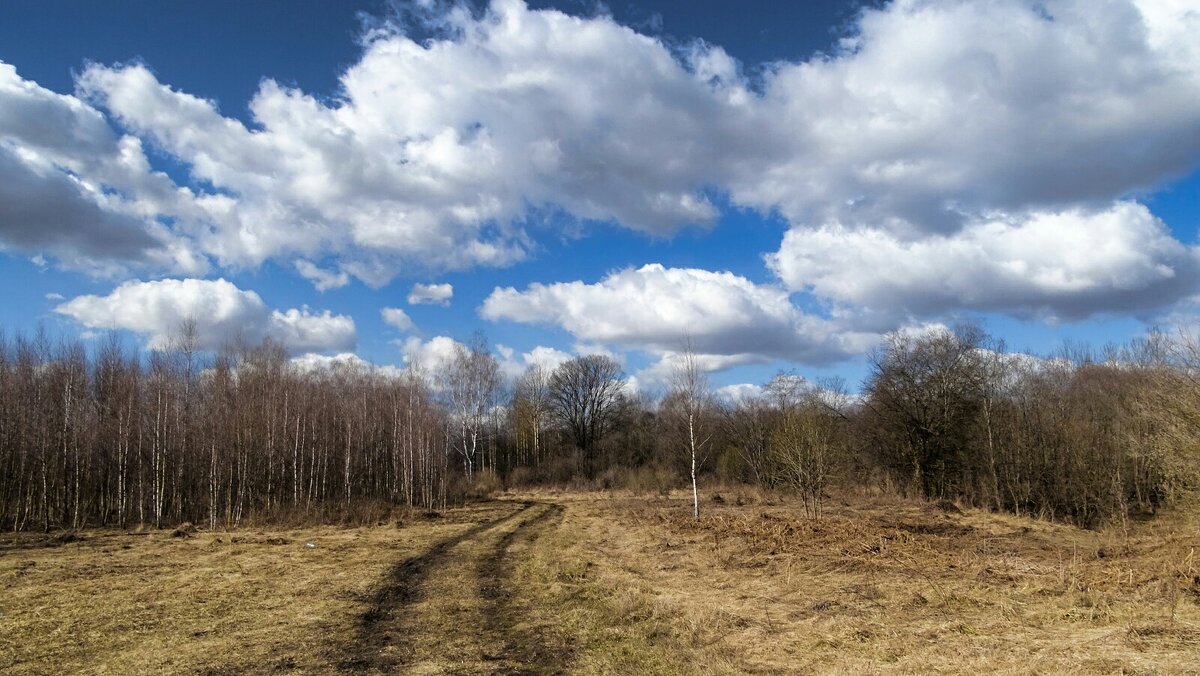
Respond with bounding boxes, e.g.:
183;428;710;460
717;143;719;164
502;324;1200;528
718;325;1200;527
857;325;1200;526
0;325;449;532
2;321;1199;531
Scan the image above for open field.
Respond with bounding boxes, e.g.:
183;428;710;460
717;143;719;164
2;491;1199;674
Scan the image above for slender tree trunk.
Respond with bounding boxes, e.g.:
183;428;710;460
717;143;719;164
690;412;700;521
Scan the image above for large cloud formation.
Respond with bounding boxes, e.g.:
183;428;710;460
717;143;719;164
6;0;1200;368
768;202;1200;325
68;1;748;283
9;2;1199;273
738;0;1200;230
0;63;207;275
482;264;877;366
55;278;356;353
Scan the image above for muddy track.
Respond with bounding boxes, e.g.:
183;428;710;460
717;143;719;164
336;500;569;674
476;503;570;674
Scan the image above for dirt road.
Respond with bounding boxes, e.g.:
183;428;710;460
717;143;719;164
334;500;572;674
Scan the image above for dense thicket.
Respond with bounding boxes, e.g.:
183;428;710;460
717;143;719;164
2;321;1198;531
0;329;449;531
857;325;1200;526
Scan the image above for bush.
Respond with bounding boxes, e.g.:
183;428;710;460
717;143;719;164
506;465;536;488
622;465;678;497
467;469;504;499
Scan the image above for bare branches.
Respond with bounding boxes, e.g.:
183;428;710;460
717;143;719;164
443;334;500;480
861;323;1196;526
511;364;551;466
767;375;847;520
664;339;714;520
547;355;625;467
2;316;1199;532
0;323;456;531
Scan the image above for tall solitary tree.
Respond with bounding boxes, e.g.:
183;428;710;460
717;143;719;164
664;343;713;520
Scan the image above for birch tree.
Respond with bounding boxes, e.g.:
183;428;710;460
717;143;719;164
513;364;551;466
444;334;499;481
665;344;713;520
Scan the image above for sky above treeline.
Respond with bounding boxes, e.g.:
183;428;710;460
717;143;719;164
1;0;1198;396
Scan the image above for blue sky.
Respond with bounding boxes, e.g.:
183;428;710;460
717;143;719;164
1;0;1198;395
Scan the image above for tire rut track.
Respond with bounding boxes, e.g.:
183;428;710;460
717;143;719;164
476;502;570;675
337;501;535;672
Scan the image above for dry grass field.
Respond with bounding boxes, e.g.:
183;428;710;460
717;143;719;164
2;490;1199;674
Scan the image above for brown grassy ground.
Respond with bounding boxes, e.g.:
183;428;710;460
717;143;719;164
0;502;521;674
520;489;1200;674
2;490;1198;674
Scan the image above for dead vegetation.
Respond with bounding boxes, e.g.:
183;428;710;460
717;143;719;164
2;491;1198;674
0;502;517;674
333;500;575;673
512;489;1200;674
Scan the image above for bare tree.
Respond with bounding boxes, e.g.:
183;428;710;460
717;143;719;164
512;364;551;467
0;320;464;531
548;355;625;471
664;344;714;520
4;314;1200;532
722;393;772;486
769;378;848;519
443;334;499;481
863;323;990;498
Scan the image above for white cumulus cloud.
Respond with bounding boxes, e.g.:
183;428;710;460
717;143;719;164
768;202;1200;324
715;383;764;404
400;335;465;375
495;343;573;381
4;0;1200;353
294;260;350;291
408;282;453;306
481;263;876;366
268;307;357;354
70;1;747;282
734;0;1200;232
0;62;207;275
290;352;408;379
381;306;416;332
55;278;356;353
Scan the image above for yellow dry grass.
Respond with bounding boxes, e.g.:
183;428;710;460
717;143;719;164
514;488;1200;674
0;503;514;674
2;490;1198;674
